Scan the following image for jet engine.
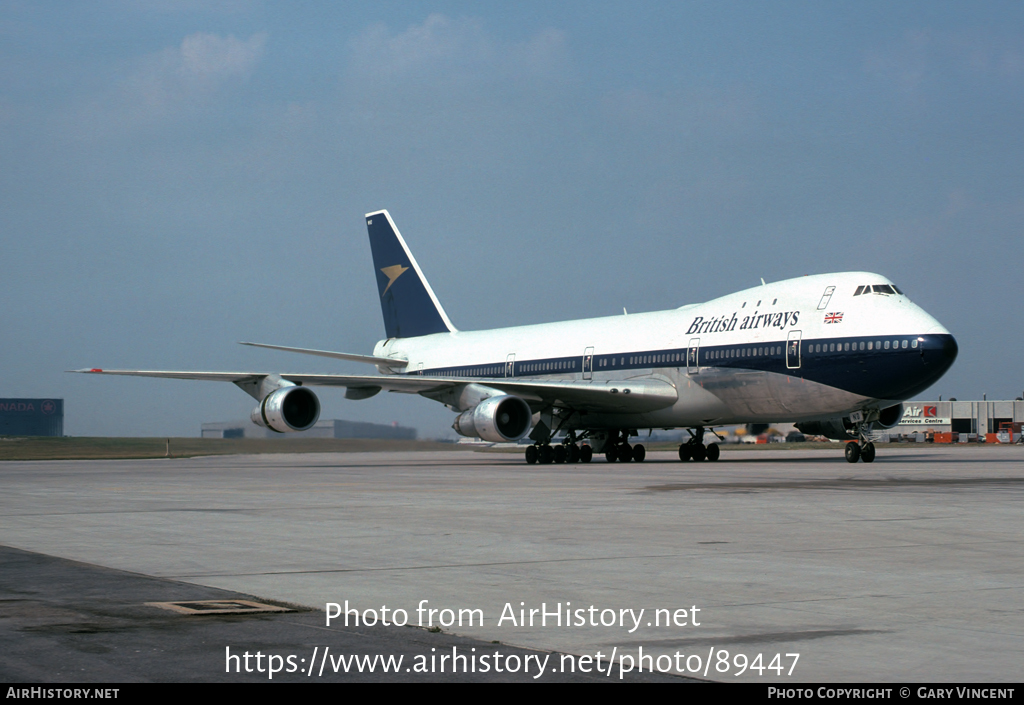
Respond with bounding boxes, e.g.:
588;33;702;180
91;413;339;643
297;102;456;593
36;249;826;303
251;385;320;433
875;403;904;429
452;395;532;443
795;403;905;440
795;417;854;441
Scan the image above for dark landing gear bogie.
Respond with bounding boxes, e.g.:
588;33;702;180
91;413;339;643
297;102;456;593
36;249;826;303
679;442;721;462
678;426;721;463
524;440;593;465
602;430;647;464
525;429;649;466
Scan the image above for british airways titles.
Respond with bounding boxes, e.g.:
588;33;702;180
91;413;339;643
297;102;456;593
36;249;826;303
686;309;802;336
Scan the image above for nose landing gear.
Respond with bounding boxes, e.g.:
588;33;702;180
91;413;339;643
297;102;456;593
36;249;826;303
844;440;876;463
844;413;877;463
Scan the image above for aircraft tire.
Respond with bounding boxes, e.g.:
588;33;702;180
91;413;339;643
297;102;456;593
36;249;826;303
553;445;567;463
678;444;691;462
706;443;720;462
632;444;646;462
580;445;593;463
618;443;633;462
605;449;618;463
525;446;538;464
692;444;707;462
567;444;581;463
860;442;875;463
844;442;860;463
539;445;554;464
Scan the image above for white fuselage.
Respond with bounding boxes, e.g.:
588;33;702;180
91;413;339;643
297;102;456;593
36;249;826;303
373;272;955;430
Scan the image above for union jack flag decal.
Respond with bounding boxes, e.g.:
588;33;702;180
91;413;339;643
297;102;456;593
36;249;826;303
824;312;843;324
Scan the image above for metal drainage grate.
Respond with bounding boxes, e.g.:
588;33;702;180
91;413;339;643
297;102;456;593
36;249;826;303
146;600;293;616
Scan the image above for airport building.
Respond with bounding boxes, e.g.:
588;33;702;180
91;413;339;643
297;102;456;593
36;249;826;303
884;399;1024;442
0;398;63;436
201;418;417;440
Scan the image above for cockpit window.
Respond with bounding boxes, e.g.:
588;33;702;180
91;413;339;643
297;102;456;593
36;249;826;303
856;284;901;296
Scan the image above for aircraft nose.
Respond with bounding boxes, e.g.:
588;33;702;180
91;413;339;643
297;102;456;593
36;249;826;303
940;334;959;365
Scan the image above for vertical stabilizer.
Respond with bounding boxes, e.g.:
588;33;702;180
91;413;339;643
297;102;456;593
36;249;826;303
365;210;456;339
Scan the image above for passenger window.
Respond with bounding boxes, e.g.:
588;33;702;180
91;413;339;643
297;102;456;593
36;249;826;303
884;341;890;349
912;339;918;348
902;340;908;349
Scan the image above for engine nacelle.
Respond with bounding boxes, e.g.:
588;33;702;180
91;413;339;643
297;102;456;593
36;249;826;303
796;403;905;440
452;395;532;443
251;385;320;433
795;417;855;441
876;403;904;429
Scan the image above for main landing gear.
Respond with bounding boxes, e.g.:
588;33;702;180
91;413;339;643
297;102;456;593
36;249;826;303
523;429;647;464
524;431;593;465
602;429;646;464
678;426;721;463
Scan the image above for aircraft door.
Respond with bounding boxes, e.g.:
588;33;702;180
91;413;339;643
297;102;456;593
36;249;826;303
583;347;594;380
817;286;835;310
786;331;802;370
506;354;515;378
687;338;700;374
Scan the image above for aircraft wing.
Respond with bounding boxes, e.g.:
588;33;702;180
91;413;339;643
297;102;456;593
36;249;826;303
466;378;678;413
70;369;453;396
71;369;677;414
237;342;408;368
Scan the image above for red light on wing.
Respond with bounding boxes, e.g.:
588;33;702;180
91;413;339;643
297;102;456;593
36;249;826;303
90;368;103;373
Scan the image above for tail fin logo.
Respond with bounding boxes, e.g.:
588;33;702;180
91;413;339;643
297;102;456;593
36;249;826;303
380;264;409;297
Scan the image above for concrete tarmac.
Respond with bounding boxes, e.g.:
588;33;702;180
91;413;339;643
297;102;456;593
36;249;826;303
1;446;1021;682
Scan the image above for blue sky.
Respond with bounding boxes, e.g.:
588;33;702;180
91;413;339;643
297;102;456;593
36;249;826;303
3;2;1022;438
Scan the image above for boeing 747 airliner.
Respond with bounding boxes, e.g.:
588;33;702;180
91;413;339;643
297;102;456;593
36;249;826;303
77;210;958;464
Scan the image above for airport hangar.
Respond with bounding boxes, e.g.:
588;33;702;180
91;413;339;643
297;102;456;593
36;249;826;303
884;398;1024;441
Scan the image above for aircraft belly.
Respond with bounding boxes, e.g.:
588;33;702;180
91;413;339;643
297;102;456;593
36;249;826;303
573;366;869;429
704;366;867;422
